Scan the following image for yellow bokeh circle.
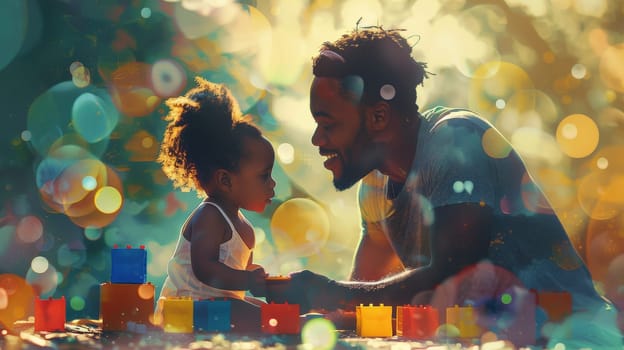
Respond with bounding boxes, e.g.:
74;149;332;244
556;114;599;158
94;186;123;214
270;198;330;257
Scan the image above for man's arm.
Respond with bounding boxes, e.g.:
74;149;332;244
350;221;405;281
286;202;493;311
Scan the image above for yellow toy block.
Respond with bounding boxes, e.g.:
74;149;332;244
446;305;482;339
162;297;194;333
356;304;393;337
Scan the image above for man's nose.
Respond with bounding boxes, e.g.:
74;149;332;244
311;127;325;147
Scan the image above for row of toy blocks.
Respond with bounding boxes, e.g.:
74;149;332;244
356;304;492;339
100;282;155;331
161;298;300;335
34;297;66;332
161;297;231;333
111;244;146;284
356;291;571;342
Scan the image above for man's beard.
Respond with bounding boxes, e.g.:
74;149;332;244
332;126;378;191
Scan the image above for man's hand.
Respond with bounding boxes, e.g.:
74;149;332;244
271;270;347;313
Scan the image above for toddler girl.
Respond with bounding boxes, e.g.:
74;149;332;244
156;77;275;332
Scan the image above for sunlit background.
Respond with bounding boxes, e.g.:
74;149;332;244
0;0;623;328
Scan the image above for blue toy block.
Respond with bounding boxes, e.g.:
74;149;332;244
111;244;147;284
193;299;231;332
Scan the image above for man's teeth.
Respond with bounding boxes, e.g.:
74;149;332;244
326;153;337;160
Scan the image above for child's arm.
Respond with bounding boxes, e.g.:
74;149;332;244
246;252;268;297
189;206;261;291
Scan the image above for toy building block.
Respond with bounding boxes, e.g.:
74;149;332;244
111;244;147;284
446;305;482;339
535;291;572;323
356;304;393;338
34;297;66;332
162;297;193;333
194;299;231;332
396;305;439;339
261;302;300;334
100;282;154;331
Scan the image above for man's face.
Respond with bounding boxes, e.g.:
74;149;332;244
309;77;377;191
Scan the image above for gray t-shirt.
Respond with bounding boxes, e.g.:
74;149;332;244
358;106;604;311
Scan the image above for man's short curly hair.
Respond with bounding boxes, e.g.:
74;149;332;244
158;77;261;195
312;27;430;116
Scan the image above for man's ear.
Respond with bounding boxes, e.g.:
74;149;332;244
215;169;232;190
365;101;391;132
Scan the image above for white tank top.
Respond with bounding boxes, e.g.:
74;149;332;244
158;201;252;301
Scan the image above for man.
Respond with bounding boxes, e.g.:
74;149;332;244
271;27;621;347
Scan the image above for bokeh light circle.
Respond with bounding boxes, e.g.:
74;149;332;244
301;317;337;350
482;128;512;159
84;227;103;241
151;59;187;98
270;198;330;257
94;186;123;214
72;91;119;143
556;114;599;158
0;274;35;331
0;0;27;71
599;44;624;93
108;62;160;117
277;143;295;165
469;61;533;115
27;82;111;157
26;263;59;298
380;84;396;100
70;296;86;311
31;256;49;274
16;215;43;243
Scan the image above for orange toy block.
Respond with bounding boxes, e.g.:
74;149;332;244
100;282;154;331
536;291;572;323
162;297;194;333
356;304;393;337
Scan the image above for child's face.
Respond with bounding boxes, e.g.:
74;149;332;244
232;136;276;212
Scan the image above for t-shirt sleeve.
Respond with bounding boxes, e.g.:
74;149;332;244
419;118;497;209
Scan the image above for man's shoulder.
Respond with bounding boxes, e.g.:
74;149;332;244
421;106;491;133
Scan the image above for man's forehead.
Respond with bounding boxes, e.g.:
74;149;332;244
311;77;342;99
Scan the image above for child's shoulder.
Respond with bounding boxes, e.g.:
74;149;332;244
186;202;232;233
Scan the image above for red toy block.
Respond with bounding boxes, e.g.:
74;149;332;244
261;302;300;334
34;297;66;332
396;305;439;339
100;282;154;331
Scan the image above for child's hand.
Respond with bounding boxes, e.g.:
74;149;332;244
247;266;268;296
247;263;264;272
